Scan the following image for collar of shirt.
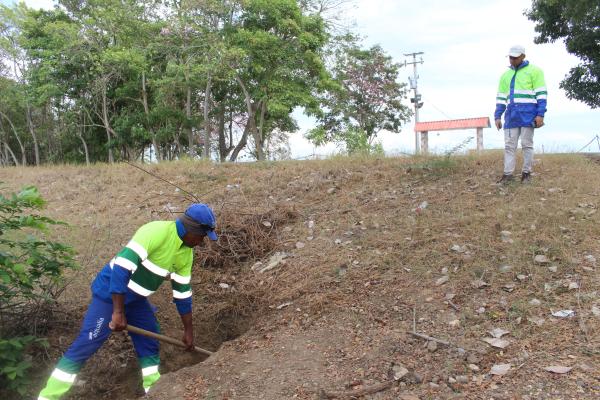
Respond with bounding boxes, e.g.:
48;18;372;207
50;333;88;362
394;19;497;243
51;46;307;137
511;60;529;71
175;218;186;246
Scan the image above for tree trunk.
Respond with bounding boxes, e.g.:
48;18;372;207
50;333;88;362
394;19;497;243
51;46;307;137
0;110;26;165
257;98;267;160
1;141;19;166
217;105;231;162
174;133;182;159
26;102;40;166
184;66;194;159
235;75;264;160
229;122;251;162
101;80;115;163
77;120;90;166
202;75;212;159
142;71;161;162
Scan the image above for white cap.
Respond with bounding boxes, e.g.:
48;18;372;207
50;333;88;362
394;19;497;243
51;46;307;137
508;45;525;57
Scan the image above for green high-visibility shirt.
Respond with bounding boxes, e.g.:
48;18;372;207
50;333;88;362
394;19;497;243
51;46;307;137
112;221;193;300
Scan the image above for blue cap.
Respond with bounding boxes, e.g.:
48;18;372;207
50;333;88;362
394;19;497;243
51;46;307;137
185;203;218;241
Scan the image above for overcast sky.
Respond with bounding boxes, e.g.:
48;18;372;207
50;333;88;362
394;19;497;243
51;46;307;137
4;0;600;157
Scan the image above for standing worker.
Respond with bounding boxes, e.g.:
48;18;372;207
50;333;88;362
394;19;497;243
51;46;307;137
38;204;218;400
494;45;547;184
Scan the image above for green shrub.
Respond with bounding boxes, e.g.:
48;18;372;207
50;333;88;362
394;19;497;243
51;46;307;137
0;186;77;398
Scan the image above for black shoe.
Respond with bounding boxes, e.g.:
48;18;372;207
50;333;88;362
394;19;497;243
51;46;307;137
521;172;531;184
497;174;514;185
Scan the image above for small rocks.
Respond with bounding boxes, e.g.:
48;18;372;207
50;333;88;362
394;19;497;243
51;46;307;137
482;337;510;349
467;354;480;364
427;341;438;352
568;281;580;290
528;316;545;326
392;364;409;381
584;254;597;265
534;254;550;264
500;231;513;243
451;244;465;253
502;283;516;292
490;364;511;376
471;279;489;289
448;319;460;327
327;187;337;194
516;274;528;282
548;265;558;273
468;364;480;372
488;328;510;338
498;265;513;273
436;275;449;286
295;242;305;249
529;299;542;306
592;306;600;317
544;366;572;374
455;375;468;384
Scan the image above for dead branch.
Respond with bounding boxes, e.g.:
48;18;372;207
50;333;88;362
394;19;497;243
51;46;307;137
319;380;394;399
407;331;450;346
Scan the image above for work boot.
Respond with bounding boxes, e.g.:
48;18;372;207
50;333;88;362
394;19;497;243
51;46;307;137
521;172;531;184
497;174;514;185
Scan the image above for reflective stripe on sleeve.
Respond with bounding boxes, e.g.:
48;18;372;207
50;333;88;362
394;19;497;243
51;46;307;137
171;273;191;284
126;240;148;260
127;280;155;296
113;257;138;272
513;98;537;104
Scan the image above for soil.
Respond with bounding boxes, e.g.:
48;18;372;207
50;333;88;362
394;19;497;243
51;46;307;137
1;153;599;399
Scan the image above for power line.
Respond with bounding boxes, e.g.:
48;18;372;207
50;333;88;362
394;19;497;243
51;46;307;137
576;134;600;153
426;100;453;120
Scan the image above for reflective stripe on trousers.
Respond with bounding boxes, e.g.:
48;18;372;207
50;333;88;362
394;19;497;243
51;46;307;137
38;295;161;399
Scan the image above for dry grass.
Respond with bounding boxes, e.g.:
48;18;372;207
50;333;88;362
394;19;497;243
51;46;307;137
1;152;599;399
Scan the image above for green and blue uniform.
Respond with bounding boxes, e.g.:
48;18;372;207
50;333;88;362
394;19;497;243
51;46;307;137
39;220;193;399
494;60;547;128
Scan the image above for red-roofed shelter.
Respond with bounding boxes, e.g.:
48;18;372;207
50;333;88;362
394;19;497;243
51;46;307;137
414;117;491;153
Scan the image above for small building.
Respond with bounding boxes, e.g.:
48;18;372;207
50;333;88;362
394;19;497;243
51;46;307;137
414;117;491;154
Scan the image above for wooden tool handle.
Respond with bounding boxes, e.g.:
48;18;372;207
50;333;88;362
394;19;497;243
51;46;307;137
126;324;214;356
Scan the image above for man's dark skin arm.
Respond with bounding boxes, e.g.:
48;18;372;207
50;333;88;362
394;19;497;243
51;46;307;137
181;312;194;350
109;293;127;331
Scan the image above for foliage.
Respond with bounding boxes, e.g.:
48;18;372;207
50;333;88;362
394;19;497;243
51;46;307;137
0;0;364;164
0;186;77;397
0;335;47;396
526;0;600;108
307;35;411;153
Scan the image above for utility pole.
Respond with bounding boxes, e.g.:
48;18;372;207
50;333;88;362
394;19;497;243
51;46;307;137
404;52;424;154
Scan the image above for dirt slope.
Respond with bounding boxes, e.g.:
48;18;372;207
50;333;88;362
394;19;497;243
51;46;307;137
1;153;599;400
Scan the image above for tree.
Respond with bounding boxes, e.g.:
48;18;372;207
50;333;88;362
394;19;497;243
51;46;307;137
226;0;330;160
526;0;600;108
307;36;411;153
